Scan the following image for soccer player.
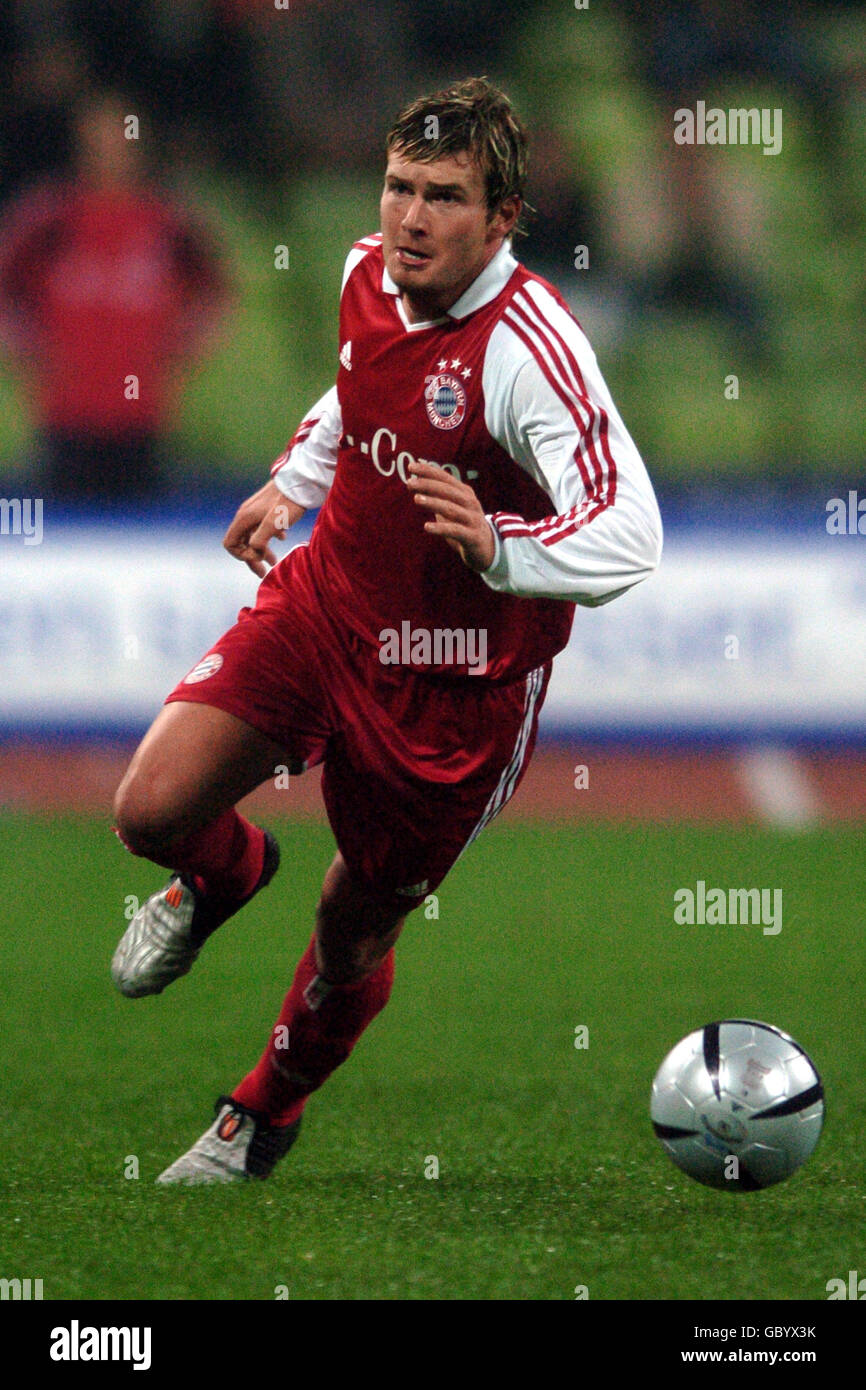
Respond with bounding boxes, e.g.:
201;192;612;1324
0;90;229;500
111;77;663;1183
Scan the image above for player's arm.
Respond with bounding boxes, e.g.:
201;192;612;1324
478;334;662;606
268;385;342;510
410;349;662;601
224;386;341;576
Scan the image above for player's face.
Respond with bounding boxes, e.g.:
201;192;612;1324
381;147;519;322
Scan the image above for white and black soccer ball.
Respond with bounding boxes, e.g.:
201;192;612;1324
650;1019;824;1191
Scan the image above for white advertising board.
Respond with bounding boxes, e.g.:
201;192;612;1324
1;521;863;740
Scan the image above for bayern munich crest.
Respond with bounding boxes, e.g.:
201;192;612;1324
424;372;466;430
183;653;223;684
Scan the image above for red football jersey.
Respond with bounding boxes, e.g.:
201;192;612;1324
273;234;662;684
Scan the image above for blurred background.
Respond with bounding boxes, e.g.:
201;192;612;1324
1;2;866;1311
1;0;865;820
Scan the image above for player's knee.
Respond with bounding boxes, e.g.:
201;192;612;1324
113;773;187;860
317;858;402;935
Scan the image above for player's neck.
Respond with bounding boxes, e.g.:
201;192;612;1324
400;291;451;325
399;238;506;324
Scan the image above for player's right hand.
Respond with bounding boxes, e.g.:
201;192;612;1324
223;480;305;577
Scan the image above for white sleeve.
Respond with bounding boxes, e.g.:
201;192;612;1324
480;294;662;606
267;238;381;509
269;385;341;510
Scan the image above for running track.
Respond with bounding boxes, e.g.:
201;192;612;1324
1;743;863;827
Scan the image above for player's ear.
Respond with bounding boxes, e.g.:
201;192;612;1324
488;194;521;241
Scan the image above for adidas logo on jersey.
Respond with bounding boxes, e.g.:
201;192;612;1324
339;341;352;371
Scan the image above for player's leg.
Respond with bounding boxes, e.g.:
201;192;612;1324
157;663;552;1180
111;547;334;1000
154;654;551;1183
111;700;288;998
155;852;406;1184
228;850;405;1110
114;699;285;866
221;661;554;1138
314;849;406;982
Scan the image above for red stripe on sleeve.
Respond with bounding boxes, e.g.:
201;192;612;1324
497;297;618;549
269;416;319;476
513;288;620;493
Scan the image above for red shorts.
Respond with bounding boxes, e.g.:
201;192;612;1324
166;544;551;908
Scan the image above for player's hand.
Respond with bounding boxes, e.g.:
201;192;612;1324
223;479;305;577
406;461;496;572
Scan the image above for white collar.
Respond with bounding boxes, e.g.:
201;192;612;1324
382;240;518;327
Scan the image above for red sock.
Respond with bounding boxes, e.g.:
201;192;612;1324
233;933;395;1126
116;809;265;904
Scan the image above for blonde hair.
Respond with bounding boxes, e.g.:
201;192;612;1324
386;77;531;236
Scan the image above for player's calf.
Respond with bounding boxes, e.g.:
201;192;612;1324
314;852;406;983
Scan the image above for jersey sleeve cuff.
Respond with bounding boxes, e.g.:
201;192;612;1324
480;517;508;585
271;468;321;510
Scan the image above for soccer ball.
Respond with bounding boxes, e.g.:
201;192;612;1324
650;1019;824;1191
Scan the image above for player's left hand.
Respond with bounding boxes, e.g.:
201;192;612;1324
407;461;496;572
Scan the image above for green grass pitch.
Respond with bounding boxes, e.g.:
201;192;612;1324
1;812;862;1301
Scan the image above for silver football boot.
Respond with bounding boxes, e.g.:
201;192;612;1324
156;1097;302;1184
111;831;280;998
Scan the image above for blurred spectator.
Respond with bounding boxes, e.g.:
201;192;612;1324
623;0;824;355
0;90;231;500
66;0;275;185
